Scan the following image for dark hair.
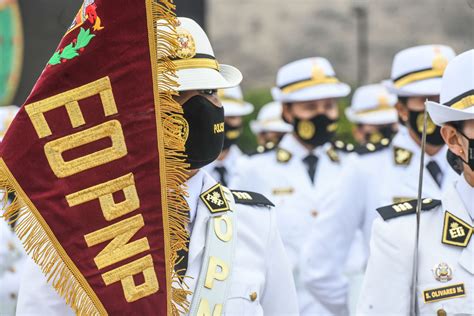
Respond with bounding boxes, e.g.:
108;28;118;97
445;120;465;131
398;96;409;106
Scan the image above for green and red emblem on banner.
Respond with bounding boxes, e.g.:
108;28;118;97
0;0;23;106
0;0;190;315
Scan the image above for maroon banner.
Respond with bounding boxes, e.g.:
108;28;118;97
0;0;186;314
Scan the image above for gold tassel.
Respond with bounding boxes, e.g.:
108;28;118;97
0;0;191;315
148;0;192;314
0;166;105;316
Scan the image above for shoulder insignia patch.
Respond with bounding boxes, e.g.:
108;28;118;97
231;190;275;207
356;138;391;155
393;146;413;166
276;148;292;163
332;140;355;153
376;198;441;221
442;211;473;248
200;183;230;213
326;147;340;163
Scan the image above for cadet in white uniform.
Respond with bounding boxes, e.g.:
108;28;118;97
250;101;293;153
203;86;253;186
16;17;298;316
301;45;459;314
0;219;25;316
345;84;399;146
232;57;352;315
358;49;474;315
0;105;23;316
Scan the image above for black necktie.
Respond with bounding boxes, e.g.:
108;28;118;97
426;160;444;188
303;154;318;184
214;166;228;186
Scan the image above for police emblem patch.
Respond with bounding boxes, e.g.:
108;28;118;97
416;112;437;135
176;27;196;59
200;183;230;213
163;114;189;147
432;262;453;282
297;120;315;140
442;211;473;248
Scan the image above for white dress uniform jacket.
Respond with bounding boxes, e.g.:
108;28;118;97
16;170;298;316
231;133;350;315
357;176;474;315
301;130;459;314
0;220;25;316
203;145;248;187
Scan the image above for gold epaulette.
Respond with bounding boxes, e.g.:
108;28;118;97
230;190;274;207
376;198;441;221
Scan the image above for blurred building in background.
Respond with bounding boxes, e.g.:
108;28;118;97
2;0;473;150
209;0;473;89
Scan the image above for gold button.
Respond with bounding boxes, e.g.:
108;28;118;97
437;308;447;316
249;292;257;301
381;138;389;146
423;198;433;204
366;143;376;151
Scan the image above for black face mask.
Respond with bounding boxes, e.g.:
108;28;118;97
222;122;242;151
293;114;338;147
408;110;444;146
365;125;397;144
182;95;225;169
456;130;474;172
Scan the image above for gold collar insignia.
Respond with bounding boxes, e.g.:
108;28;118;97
326;147;340;163
276;148;292;163
393;146;413;166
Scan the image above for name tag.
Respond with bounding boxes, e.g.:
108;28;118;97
272;187;294;195
423;283;466;303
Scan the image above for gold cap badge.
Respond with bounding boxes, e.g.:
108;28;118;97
176;27;196;59
311;64;326;81
432;47;448;72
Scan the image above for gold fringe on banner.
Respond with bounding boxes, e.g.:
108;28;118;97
0;1;190;315
147;0;192;315
0;159;106;316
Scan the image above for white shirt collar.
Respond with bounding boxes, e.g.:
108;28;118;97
279;133;331;160
213;145;242;169
183;170;205;225
456;174;474;219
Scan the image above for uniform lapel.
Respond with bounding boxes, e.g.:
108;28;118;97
441;182;474;274
188;172;216;267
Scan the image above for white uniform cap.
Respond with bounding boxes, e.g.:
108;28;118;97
250;101;293;134
271;57;351;103
426;49;474;126
384;45;456;97
0;106;20;141
345;84;398;125
157;17;242;91
218;86;254;117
